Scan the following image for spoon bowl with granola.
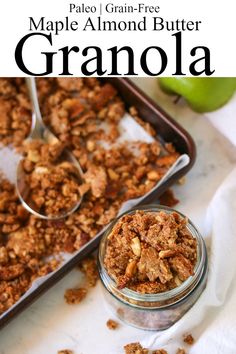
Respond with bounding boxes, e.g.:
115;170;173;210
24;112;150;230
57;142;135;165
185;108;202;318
16;78;84;220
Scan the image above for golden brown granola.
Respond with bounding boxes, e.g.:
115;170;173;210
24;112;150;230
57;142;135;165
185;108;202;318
0;78;181;314
152;350;168;354
183;334;194;345
21;140;81;217
64;288;87;305
0;178;72;314
0;79;31;147
106;318;119;330
104;211;197;293
124;342;148;354
58;350;73;354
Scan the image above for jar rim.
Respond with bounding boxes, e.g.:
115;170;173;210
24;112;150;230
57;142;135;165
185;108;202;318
98;204;207;304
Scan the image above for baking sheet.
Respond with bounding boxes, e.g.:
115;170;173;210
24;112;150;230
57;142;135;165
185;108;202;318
0;113;189;320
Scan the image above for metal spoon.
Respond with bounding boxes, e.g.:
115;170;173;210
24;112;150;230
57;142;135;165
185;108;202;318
16;77;84;220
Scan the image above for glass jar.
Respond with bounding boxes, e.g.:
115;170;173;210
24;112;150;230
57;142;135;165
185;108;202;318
98;205;208;331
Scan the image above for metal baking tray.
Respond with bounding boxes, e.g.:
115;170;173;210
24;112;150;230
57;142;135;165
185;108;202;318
0;78;196;329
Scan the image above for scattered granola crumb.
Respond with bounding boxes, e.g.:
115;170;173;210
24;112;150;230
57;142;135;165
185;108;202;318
64;288;87;304
176;349;186;354
183;334;194;345
58;350;73;354
124;342;148;354
152;350;168;354
104;210;197;293
106;319;119;330
159;189;179;207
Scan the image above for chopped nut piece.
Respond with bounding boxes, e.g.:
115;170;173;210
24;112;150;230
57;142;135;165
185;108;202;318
106;319;119;330
27;149;40;163
64;288;87;304
159;250;176;258
131;237;141;257
124;342;148;354
34;166;49;174
174;275;182;286
183;333;194;345
125;260;137;278
84;165;107;198
86;140;96;152
147;170;160;181
108;168;119;181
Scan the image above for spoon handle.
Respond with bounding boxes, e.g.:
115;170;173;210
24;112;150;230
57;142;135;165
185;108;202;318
26;77;46;140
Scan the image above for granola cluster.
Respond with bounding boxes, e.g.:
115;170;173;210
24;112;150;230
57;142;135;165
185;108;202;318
0;78;180;315
0;79;31;147
21;140;81;217
183;334;194;345
104;211;197;293
124;342;149;354
106;318;119;330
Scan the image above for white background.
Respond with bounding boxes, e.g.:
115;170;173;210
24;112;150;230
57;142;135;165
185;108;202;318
0;0;236;76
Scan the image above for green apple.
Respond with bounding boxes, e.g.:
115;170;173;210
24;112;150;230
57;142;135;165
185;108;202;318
159;77;236;113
